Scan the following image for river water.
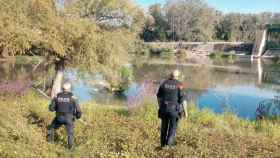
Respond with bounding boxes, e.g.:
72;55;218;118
1;56;280;120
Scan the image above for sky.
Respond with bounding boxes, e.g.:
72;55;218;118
136;0;280;13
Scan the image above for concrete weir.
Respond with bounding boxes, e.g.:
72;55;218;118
251;29;268;59
145;24;280;59
251;24;280;59
146;42;253;55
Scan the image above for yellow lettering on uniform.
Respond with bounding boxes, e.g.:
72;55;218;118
164;84;176;89
57;97;70;102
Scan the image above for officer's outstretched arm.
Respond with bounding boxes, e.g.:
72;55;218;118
72;96;82;119
49;98;56;112
178;84;184;105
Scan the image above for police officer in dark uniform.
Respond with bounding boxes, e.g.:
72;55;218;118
157;70;184;147
47;82;82;150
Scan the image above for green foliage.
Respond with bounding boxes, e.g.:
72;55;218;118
142;47;152;57
14;56;42;65
141;0;217;42
140;4;169;42
120;66;134;81
166;0;217;42
209;52;236;64
68;0;144;31
1;91;280;157
160;48;175;59
266;41;280;49
117;65;134;91
140;0;280;42
0;0;145;85
209;52;225;58
215;13;262;42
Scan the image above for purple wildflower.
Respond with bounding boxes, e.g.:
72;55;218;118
0;80;32;95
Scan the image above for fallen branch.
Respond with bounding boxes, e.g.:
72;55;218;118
31;86;51;99
32;59;43;72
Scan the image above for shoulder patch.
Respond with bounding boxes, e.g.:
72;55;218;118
178;84;183;90
177;83;184;90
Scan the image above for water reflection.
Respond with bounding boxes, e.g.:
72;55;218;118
197;85;278;119
257;59;263;85
0;60;54;92
64;70;120;104
133;57;280;120
1;57;280;120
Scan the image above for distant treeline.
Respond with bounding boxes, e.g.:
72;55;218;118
140;0;280;42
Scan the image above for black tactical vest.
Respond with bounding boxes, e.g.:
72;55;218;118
158;79;181;104
55;92;75;113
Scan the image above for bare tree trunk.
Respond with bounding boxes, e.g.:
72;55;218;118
51;59;65;99
1;47;9;58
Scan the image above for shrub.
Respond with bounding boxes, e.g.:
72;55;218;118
209;52;236;64
160;48;175;59
120;65;134;82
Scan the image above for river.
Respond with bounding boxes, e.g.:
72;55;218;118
1;56;280;120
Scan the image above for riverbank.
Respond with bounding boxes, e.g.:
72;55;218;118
138;58;254;74
0;91;279;158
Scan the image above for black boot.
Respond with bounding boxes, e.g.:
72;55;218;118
47;128;55;144
67;135;75;151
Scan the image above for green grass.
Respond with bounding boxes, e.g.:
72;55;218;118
14;56;42;65
0;91;280;158
209;52;236;59
209;52;236;64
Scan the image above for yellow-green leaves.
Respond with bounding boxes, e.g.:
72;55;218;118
0;0;144;84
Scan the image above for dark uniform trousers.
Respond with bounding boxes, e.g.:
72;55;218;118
159;105;179;147
48;113;75;148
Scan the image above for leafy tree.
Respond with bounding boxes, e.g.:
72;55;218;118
0;0;145;97
67;0;144;31
239;15;260;41
141;4;169;42
215;13;269;42
215;14;241;41
139;0;279;42
165;0;217;41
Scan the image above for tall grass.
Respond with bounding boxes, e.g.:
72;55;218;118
0;91;279;158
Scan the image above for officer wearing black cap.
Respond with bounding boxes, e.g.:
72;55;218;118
157;70;184;147
47;82;82;150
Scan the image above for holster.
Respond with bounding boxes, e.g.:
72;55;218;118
56;112;75;123
158;101;179;119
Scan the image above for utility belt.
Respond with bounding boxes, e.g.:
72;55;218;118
158;101;180;119
161;101;179;110
163;101;178;106
56;112;74;117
